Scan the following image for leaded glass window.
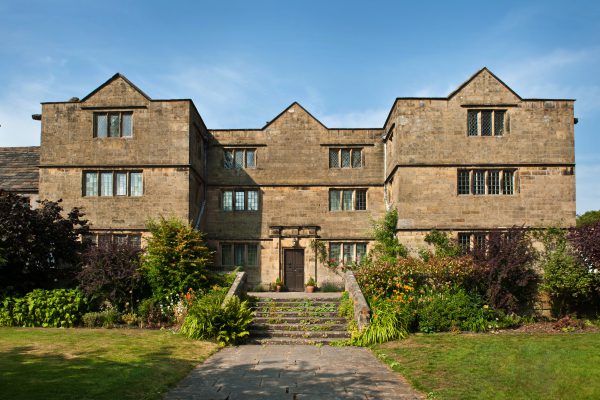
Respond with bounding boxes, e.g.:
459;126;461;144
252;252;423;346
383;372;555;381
341;149;351;168
234;150;244;169
458;170;470;195
100;172;113;196
222;191;233;211
247;190;258;211
352;149;362;168
329;149;339;168
356;243;367;262
247;244;258;266
467;110;478;136
494;111;505;136
503;170;514;195
109;114;120;137
246;149;255;168
235;191;245;211
329;190;341;211
130;172;143;196
234;244;245;266
221;244;233;265
121;113;132;137
343;243;354;264
458;233;471;252
473;170;485;195
481;111;493;136
330;243;341;261
355;189;366;210
224;150;234;169
342;190;353;210
488;170;500;195
116;172;127;196
85;172;98;196
96;114;108;138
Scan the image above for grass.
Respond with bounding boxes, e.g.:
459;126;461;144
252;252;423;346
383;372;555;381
375;332;600;400
0;327;218;400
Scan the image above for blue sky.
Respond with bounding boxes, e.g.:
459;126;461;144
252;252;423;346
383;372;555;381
0;0;598;213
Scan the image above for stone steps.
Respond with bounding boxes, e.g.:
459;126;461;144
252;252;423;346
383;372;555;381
248;295;350;345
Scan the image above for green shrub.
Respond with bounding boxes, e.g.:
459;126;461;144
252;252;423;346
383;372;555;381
351;299;408;346
82;312;103;328
180;289;254;346
417;288;495;333
369;209;408;263
82;310;123;328
338;291;354;319
423;230;463;259
0;289;87;327
141;217;213;300
122;312;140;327
137;298;170;327
320;281;344;292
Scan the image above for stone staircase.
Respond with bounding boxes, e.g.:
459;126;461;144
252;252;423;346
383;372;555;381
247;294;351;345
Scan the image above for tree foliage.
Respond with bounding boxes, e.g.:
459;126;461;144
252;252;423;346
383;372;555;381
140;217;213;299
370;209;408;262
576;210;600;228
423;229;463;259
78;241;145;311
569;220;600;271
0;191;89;294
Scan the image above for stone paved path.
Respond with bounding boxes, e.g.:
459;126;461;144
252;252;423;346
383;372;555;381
164;345;423;399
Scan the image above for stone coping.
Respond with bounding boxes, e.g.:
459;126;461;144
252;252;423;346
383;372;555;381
248;292;342;299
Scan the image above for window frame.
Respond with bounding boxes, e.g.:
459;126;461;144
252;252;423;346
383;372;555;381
223;148;257;169
220;242;260;267
85;233;142;248
221;188;260;211
457;169;517;196
329;242;368;264
328;148;363;169
466;109;506;137
93;111;133;138
83;170;144;197
329;189;368;211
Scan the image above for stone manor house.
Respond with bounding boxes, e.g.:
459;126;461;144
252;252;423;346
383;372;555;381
0;68;576;290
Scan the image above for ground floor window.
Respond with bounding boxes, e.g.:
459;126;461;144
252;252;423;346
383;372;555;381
221;243;259;267
83;233;142;248
329;242;367;264
457;232;487;252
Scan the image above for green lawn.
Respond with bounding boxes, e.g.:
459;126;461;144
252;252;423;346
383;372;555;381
0;328;218;400
375;333;600;400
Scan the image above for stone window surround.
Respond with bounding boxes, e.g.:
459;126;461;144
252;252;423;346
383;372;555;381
329;242;368;264
329;188;368;211
220;188;260;211
83;232;142;248
220;242;260;267
457;169;516;196
329;147;363;169
467;109;507;137
82;170;143;197
223;148;256;169
93;111;134;138
457;231;491;252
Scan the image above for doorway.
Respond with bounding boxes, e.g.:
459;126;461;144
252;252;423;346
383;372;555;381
284;249;304;291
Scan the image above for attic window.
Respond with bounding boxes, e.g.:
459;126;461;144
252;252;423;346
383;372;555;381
467;110;505;137
94;112;133;138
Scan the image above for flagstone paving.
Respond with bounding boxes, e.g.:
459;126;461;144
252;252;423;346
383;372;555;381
164;344;422;399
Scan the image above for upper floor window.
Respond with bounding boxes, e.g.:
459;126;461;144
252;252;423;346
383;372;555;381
329;148;362;168
84;170;143;197
457;169;515;196
329;189;367;211
224;148;256;169
467;110;505;136
222;189;259;211
94;112;133;138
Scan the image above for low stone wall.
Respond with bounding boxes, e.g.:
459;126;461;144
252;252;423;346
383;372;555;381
344;270;370;331
223;271;247;306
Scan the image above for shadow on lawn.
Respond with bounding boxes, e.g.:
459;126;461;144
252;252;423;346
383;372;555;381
0;345;197;400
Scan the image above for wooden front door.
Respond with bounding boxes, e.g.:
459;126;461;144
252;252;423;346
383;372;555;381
284;249;304;292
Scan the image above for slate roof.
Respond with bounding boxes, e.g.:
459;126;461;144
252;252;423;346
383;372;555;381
0;146;40;193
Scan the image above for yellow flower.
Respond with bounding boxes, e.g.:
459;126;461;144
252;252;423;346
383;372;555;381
483;305;489;309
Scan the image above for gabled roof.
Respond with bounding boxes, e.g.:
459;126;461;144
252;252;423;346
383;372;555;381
447;67;522;100
262;102;328;130
80;73;152;102
0;146;40;193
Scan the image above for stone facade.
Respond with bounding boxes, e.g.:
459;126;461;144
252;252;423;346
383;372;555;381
0;67;575;289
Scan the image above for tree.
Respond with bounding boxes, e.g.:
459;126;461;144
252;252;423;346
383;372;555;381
140;217;213;299
576;210;600;227
0;191;89;294
569;220;600;271
369;209;408;263
78;241;145;311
